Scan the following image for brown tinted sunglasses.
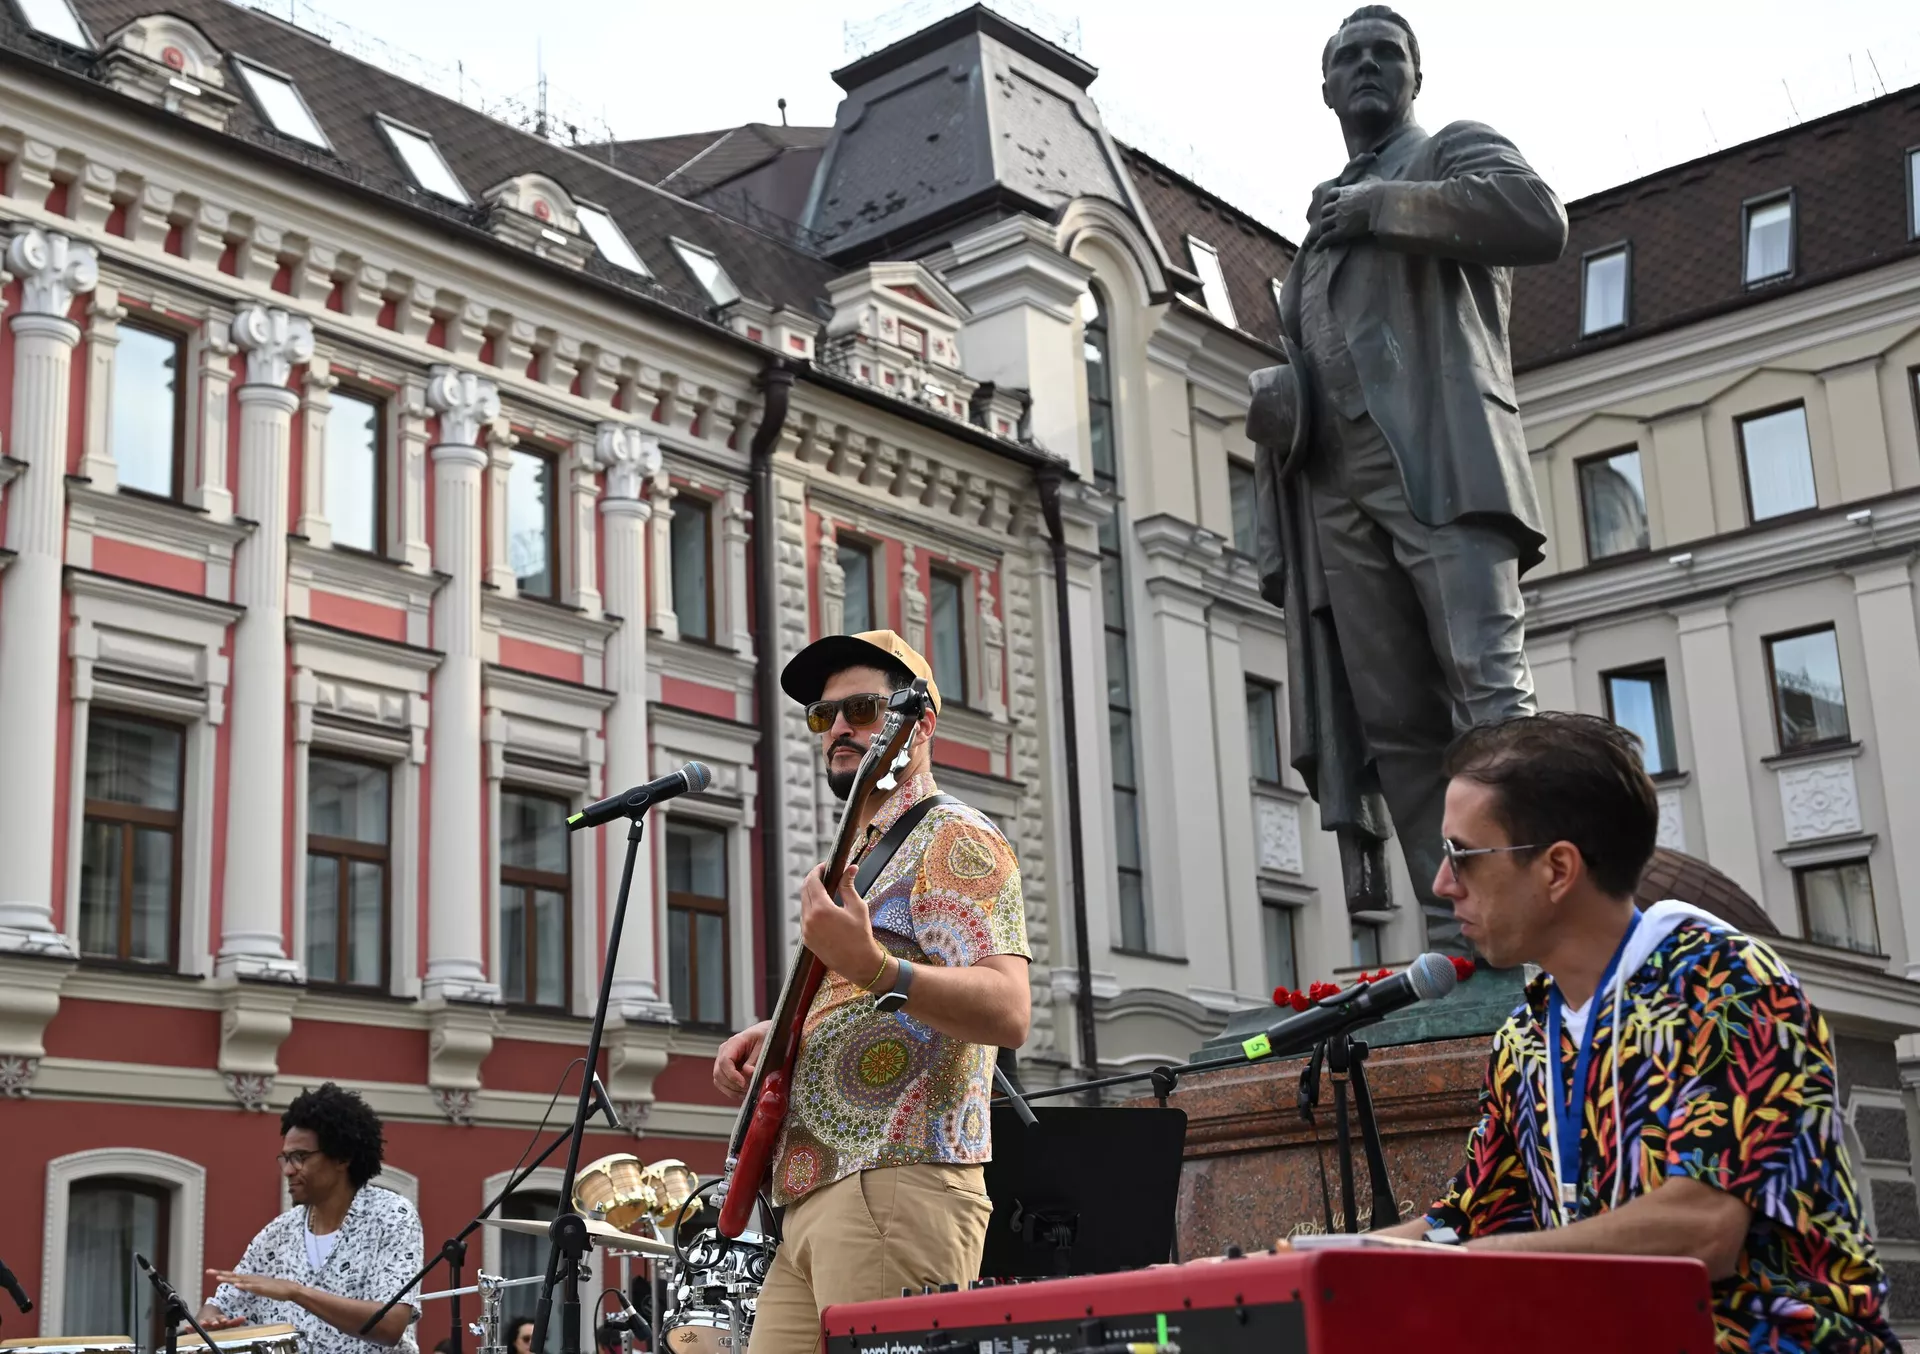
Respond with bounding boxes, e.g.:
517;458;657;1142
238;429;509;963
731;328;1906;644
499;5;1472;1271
805;692;890;734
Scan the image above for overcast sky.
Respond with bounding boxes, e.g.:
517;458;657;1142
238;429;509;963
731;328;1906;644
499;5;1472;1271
247;0;1920;241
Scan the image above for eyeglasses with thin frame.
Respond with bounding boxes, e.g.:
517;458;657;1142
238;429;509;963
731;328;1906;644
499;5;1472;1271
276;1149;319;1170
1440;836;1541;883
805;692;889;735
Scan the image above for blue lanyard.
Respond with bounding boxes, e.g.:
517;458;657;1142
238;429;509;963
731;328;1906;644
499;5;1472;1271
1544;911;1642;1198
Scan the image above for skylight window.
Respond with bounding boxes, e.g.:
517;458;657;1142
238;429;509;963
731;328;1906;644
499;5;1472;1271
378;116;467;203
1187;236;1237;328
235;60;329;149
577;203;649;276
673;240;740;305
15;0;91;48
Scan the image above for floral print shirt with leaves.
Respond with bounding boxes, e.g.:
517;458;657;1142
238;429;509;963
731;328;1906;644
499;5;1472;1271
1427;919;1897;1353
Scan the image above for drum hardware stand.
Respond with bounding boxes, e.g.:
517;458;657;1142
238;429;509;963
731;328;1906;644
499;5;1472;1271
135;1252;218;1354
362;1083;619;1351
416;1273;546;1354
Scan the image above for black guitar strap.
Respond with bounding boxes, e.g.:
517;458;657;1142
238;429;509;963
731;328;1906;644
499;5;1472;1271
853;794;959;897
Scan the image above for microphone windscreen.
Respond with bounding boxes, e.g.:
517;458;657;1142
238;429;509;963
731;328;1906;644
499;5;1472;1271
1405;951;1460;1002
684;761;713;792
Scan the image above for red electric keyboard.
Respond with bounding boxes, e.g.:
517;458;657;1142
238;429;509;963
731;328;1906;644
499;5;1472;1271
821;1246;1716;1353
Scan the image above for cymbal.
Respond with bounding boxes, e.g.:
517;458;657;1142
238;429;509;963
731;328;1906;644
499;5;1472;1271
481;1214;673;1257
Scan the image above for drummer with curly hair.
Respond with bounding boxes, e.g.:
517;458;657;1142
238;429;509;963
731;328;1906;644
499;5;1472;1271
198;1081;426;1354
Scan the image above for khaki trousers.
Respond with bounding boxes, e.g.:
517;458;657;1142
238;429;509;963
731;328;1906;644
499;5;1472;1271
744;1163;993;1354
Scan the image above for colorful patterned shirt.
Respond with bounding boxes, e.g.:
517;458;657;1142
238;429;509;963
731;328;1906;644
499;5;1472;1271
1427;903;1896;1353
772;772;1029;1206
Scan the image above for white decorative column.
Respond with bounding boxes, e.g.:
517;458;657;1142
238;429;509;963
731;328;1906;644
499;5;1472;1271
646;461;679;641
216;306;312;982
1672;602;1766;904
294;356;336;548
1850;562;1920;977
598;424;672;1021
424;367;501;1001
978;570;1008;721
818;518;846;637
0;229;96;955
568;430;603;615
722;485;753;657
900;545;928;654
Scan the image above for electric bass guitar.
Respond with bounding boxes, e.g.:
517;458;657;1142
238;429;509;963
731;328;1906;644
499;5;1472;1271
715;679;934;1237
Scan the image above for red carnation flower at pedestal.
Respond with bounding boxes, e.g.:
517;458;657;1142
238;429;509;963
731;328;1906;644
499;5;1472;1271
1449;955;1477;982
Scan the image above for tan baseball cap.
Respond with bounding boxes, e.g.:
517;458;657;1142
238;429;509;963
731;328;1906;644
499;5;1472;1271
780;629;942;715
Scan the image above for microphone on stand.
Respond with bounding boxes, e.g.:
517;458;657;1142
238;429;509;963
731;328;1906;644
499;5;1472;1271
1244;952;1460;1061
590;1075;621;1131
568;763;712;832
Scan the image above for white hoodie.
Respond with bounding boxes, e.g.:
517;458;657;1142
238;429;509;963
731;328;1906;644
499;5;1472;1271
1555;899;1729;1041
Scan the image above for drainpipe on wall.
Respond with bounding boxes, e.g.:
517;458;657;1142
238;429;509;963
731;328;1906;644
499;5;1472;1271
749;359;795;1019
1037;467;1100;1079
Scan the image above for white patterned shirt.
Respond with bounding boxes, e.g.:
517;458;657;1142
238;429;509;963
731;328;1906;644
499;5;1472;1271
211;1184;423;1354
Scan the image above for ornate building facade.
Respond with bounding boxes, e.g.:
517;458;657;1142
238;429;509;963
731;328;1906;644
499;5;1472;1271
4;0;1920;1341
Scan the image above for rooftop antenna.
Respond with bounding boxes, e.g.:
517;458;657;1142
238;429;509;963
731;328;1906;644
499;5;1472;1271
1782;77;1800;122
536;39;548;139
1700;109;1719;149
778;97;788;127
1867;49;1887;96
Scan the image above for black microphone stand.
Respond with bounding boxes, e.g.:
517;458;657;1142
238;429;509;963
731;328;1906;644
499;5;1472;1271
136;1253;217;1354
0;1253;32;1328
360;1083;619;1348
532;813;650;1354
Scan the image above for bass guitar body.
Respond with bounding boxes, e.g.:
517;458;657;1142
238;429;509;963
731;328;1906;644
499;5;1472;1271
717;1068;787;1236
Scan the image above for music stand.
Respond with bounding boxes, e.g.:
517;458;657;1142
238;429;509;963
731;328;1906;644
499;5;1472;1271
980;1106;1186;1279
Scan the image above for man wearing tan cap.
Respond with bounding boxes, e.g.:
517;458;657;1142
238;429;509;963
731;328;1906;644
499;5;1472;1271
712;630;1031;1353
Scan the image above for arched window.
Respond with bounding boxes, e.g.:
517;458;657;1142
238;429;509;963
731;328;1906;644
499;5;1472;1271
1082;285;1149;951
42;1149;207;1351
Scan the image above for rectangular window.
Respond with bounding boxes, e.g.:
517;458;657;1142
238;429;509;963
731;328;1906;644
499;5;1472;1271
508;447;557;600
1186;236;1238;329
112;322;184;499
575;202;649;276
1738;405;1817;521
500;791;570;1008
1909;148;1919;241
65;1179;167;1350
670;496;713;641
18;0;91;47
1797;861;1878;954
1581;247;1629;335
1262;902;1297;994
234;59;329;148
1604;666;1678;776
1227;458;1258;555
930;568;968;707
1245;679;1282;784
327;390;383;553
305;755;390;989
1767;627;1850;752
378;116;467;202
79;713;183;967
1578;447;1650;560
1351;920;1384;970
672;240;740;306
666;821;729;1028
1744;195;1793;284
837;539;874;635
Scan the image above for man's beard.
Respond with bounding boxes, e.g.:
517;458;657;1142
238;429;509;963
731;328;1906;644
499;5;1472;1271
825;740;862;801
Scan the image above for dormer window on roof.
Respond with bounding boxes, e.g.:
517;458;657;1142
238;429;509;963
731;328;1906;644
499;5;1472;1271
234;59;328;149
673;239;740;305
1187;236;1237;328
577;203;649;276
378;116;467;203
16;0;91;48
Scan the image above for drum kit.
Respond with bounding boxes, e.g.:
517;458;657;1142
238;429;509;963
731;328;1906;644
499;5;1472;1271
419;1153;774;1354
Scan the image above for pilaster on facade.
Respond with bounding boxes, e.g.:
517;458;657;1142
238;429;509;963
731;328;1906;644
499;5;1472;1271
294;355;339;547
899;544;928;655
647;459;680;641
0;952;73;1096
771;464;820;963
817;516;847;637
1671;601;1769;909
1850;559;1920;977
188;306;238;522
217;304;313;984
1002;518;1055;1058
215;980;303;1112
0;227;96;958
76;283;127;490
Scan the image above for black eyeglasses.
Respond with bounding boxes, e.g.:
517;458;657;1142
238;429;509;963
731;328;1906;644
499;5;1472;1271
1440;837;1540;882
276;1149;319;1169
805;692;890;734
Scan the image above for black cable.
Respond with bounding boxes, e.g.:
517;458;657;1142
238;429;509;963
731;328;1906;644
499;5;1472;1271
504;1057;589;1201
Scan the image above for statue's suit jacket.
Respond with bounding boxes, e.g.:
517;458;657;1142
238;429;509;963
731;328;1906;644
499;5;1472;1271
1253;119;1566;852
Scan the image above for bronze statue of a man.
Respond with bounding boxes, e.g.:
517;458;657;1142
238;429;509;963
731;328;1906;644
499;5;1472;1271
1248;5;1567;952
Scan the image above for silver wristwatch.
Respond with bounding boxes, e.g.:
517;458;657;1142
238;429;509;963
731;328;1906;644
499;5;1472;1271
875;958;914;1014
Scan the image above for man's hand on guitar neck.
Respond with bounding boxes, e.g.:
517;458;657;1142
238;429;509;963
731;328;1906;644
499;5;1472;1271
714;1020;772;1102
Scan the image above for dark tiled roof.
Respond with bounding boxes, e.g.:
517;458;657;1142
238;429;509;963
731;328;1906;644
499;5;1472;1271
1634;847;1780;937
1119;143;1296;348
1512;83;1920;371
608;123;832;196
45;0;839;320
